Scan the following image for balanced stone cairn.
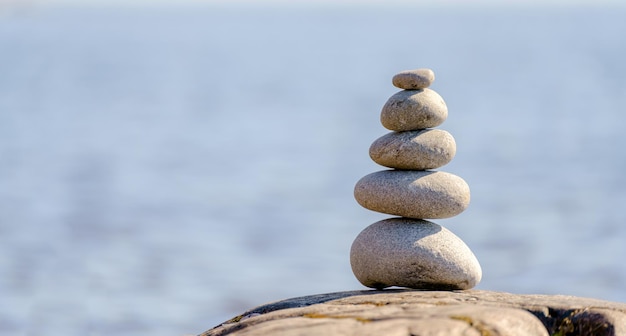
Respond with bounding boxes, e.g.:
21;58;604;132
350;68;482;290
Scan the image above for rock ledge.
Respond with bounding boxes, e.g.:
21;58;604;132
201;289;626;336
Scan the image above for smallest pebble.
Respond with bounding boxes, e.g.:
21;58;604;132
392;68;435;90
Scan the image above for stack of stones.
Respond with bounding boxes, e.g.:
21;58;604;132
350;68;482;290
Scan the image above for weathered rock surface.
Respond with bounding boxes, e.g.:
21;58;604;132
354;170;470;219
380;88;448;131
392;68;435;90
369;129;456;170
350;218;481;290
201;289;626;336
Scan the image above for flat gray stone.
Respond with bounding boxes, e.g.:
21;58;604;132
392;68;435;90
354;170;470;219
381;88;447;131
202;289;626;336
369;129;456;170
208;305;544;336
350;218;482;290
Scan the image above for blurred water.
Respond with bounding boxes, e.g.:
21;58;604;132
1;4;625;335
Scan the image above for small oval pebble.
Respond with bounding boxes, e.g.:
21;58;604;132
354;170;469;219
350;218;482;290
392;68;435;90
369;129;456;170
381;89;447;131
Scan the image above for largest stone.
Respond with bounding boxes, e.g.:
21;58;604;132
354;170;470;219
350;218;481;290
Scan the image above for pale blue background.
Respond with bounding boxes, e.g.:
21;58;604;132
1;2;625;335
